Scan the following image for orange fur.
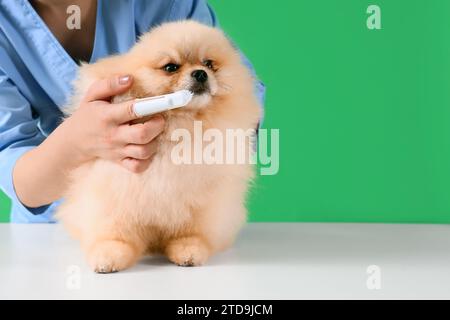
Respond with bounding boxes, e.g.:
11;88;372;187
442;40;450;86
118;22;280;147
56;21;261;272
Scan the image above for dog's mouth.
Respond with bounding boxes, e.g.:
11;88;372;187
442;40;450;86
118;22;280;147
189;82;210;95
185;84;212;109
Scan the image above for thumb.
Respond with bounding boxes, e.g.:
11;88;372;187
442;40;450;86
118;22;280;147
83;75;133;102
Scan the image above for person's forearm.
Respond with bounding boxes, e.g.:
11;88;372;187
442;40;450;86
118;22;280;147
12;121;82;208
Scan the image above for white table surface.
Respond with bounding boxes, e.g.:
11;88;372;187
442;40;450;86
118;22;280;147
0;222;449;300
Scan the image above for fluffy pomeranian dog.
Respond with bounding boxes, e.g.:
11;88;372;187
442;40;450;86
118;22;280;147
56;21;261;273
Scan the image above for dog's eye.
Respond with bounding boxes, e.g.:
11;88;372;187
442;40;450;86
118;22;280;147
204;60;214;70
163;63;180;73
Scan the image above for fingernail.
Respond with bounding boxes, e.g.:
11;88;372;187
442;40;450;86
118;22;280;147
118;75;131;85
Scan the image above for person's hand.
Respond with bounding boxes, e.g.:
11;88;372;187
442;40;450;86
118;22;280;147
63;75;165;173
12;74;164;207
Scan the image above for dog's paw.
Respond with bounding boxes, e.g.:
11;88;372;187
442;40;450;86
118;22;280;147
87;240;138;273
165;236;210;267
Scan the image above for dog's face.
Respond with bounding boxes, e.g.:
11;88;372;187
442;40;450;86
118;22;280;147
129;21;244;110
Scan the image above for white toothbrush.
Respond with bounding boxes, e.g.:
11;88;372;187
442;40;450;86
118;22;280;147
132;90;193;117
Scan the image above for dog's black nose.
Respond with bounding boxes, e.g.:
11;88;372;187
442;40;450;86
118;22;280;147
191;70;208;83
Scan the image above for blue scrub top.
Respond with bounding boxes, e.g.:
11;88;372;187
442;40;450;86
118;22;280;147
0;0;265;223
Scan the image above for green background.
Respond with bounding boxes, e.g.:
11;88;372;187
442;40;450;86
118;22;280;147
1;0;450;223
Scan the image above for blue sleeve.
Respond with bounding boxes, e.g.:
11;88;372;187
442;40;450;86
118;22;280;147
0;71;53;220
168;0;266;118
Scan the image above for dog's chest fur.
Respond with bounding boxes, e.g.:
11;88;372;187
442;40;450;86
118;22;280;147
69;114;229;229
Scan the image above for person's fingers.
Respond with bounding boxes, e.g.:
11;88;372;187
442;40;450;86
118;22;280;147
83;75;133;102
116;115;165;144
121;141;158;160
106;99;139;123
120;157;153;173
